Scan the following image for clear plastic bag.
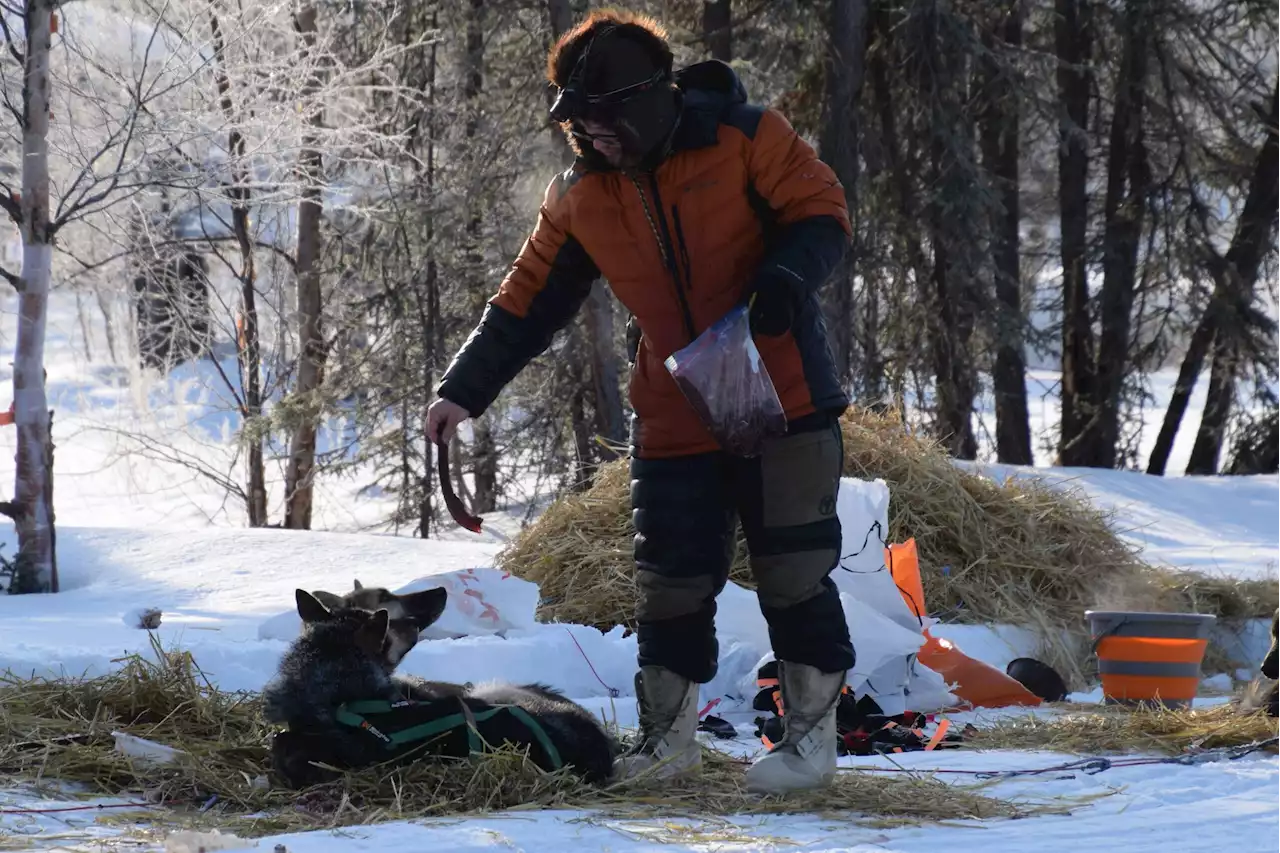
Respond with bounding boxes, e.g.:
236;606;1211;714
664;303;787;457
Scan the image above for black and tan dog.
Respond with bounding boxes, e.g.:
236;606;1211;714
262;584;618;788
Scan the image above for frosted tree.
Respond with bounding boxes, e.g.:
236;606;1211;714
0;0;210;592
86;0;429;529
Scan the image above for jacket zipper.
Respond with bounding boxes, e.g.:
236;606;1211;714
670;203;694;297
633;173;696;342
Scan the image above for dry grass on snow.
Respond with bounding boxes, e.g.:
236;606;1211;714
969;700;1279;756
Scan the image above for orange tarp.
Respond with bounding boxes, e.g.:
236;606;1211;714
886;538;1042;709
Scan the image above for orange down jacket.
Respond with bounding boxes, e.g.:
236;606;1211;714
438;61;852;459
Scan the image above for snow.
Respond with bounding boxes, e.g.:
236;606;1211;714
5;734;1277;853
0;294;1276;850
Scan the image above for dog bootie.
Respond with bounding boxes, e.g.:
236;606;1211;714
612;666;702;781
745;661;845;794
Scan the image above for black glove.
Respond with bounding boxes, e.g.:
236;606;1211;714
746;274;797;337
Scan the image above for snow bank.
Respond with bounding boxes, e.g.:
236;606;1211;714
960;461;1280;582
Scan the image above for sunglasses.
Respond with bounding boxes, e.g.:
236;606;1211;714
551;68;667;126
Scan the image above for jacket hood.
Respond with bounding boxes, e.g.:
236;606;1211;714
669;59;749;153
674;60;748;116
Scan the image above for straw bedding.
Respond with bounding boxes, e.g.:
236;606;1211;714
499;407;1277;684
0;646;1057;836
967;701;1279;756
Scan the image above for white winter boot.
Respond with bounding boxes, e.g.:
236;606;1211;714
744;661;845;794
612;666;702;781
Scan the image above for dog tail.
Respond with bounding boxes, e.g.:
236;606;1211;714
520;682;572;702
1234;677;1279;718
549;708;620;785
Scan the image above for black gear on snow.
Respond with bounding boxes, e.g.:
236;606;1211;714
751;660;973;757
1005;657;1069;703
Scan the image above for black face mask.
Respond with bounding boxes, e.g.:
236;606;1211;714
568;85;680;167
550;27;679;168
606;85;681;164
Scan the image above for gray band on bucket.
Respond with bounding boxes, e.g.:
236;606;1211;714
1092;622;1210;640
1085;611;1216;641
1097;660;1203;679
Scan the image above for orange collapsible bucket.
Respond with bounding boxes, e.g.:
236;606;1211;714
1085;610;1216;709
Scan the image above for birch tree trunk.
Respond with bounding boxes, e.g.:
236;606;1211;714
285;2;327;529
10;0;57;593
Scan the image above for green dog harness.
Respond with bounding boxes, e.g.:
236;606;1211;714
334;697;564;771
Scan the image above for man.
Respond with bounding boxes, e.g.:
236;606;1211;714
427;10;855;794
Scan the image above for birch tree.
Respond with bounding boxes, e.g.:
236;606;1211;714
0;0;212;592
5;0;56;593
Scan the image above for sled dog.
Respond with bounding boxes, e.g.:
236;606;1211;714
262;585;618;787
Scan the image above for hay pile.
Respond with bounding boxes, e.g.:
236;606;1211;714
499;408;1277;682
968;701;1279;756
0;647;1051;836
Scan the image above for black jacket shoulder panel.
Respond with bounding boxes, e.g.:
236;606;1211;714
722;102;765;141
671;60;752;152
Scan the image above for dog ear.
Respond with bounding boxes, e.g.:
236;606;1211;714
296;589;334;623
309;590;346;611
401;587;448;630
353;579;363;591
355;608;391;656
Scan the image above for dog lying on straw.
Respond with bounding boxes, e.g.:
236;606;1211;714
262;583;618;788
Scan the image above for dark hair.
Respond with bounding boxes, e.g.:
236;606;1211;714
546;9;673;91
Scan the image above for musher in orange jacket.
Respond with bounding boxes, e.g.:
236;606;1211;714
428;9;855;793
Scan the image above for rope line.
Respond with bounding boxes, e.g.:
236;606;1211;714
564;626;621;698
0;801;156;816
831;736;1280;780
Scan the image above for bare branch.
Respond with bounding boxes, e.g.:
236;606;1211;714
0;10;23;67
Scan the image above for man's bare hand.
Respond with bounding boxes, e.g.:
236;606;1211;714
426;397;470;446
